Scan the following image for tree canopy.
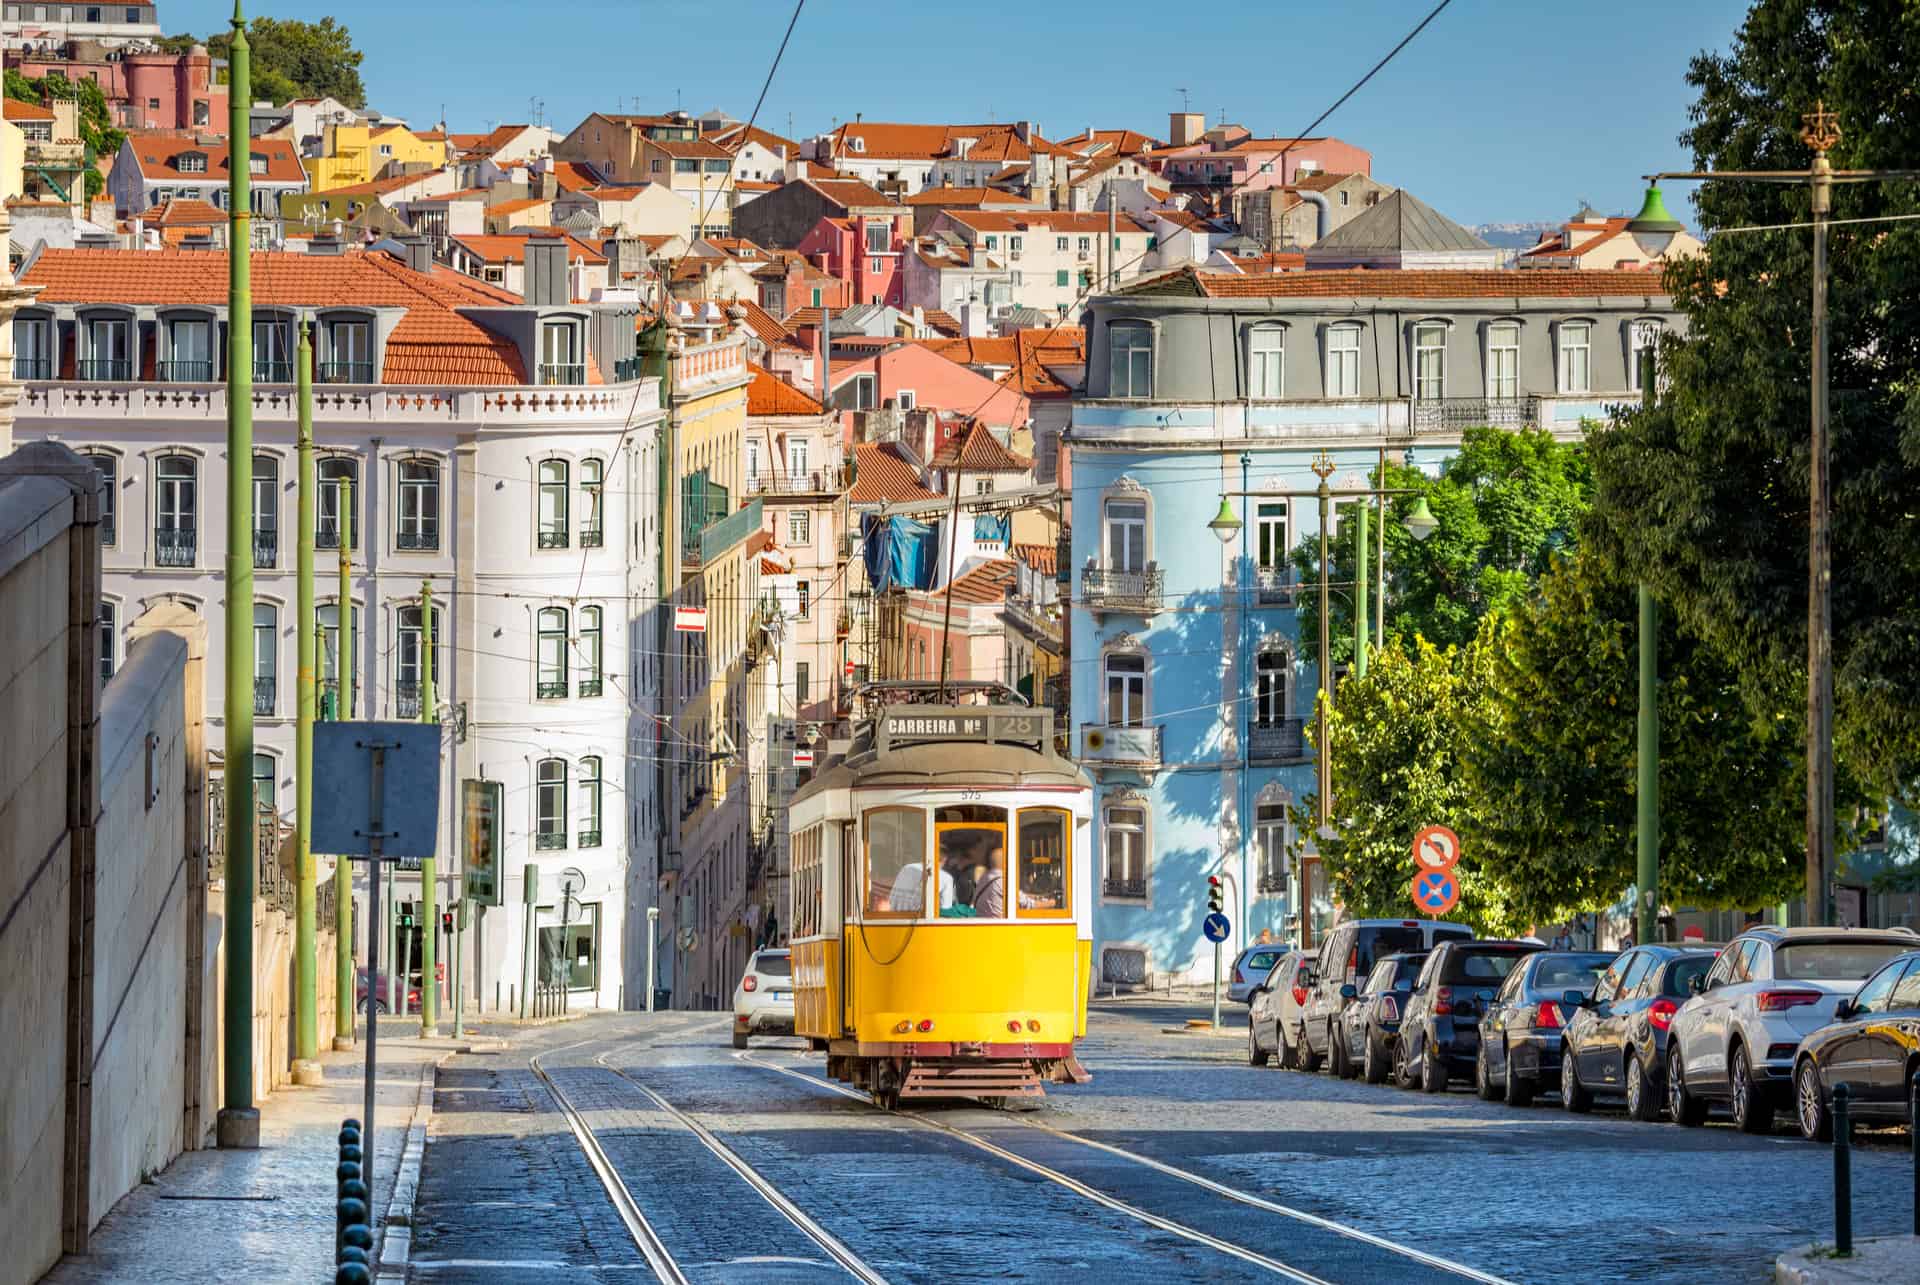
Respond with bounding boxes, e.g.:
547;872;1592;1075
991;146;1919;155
161;17;366;109
5;70;122;198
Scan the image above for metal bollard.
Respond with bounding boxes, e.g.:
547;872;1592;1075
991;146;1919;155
340;1222;375;1260
336;1263;373;1284
1834;1082;1853;1256
340;1141;362;1166
336;1160;360;1187
336;1197;369;1257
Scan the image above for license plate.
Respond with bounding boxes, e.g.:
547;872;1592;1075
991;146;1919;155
772;991;791;1001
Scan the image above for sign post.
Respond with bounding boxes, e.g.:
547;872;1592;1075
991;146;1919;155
1201;908;1231;1028
1409;824;1462;918
312;722;442;1214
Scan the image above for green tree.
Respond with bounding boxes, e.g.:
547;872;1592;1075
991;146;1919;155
7;70;123;199
1582;0;1920;800
1292;425;1589;669
1463;551;1823;924
164;18;366;107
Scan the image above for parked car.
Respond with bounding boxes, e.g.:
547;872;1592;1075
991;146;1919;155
1396;940;1543;1092
732;948;795;1049
1339;951;1429;1084
1475;950;1615;1106
1668;927;1919;1132
1247;949;1317;1069
1792;948;1920;1141
355;969;422;1015
1229;944;1294;1004
1301;918;1472;1076
1560;944;1720;1121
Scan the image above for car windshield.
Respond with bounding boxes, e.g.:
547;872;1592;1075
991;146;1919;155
1774;941;1908;981
1243;949;1288;975
1392;958;1425;988
1531;953;1613;991
1665;957;1714;997
1358;926;1424;969
1440;948;1531;985
755;953;792;978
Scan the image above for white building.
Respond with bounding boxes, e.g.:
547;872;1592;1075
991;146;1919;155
906;209;1156;322
14;240;662;1014
1;0;162;49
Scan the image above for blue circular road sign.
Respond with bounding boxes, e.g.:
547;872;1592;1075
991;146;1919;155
1202;912;1232;943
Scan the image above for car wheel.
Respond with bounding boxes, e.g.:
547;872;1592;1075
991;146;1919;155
1363;1032;1389;1085
1276;1021;1294;1070
1560;1046;1591;1113
1795;1058;1832;1143
1248;1019;1271;1068
732;1028;749;1050
1668;1045;1706;1127
1329;1024;1349;1078
1625;1053;1660;1123
1475;1044;1499;1100
1299;1027;1323;1073
1393;1036;1416;1089
372;998;388;1016
1505;1043;1536;1108
1420;1038;1447;1093
1730;1044;1773;1134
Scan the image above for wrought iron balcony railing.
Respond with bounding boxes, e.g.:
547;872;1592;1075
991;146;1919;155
395;680;421;719
577;829;602;849
154;526;196;566
159;359;215;381
14;358;51;380
318;360;375;384
579;525;603;549
577;678;602;698
396;529;439;552
253;359;293;383
253;676;276;716
534;830;567;851
537;527;569;549
1081;565;1163;613
253;529;277;569
315;526;358;552
78;358;132;380
1411;396;1532;432
99;516;115;546
538;362;587;386
1248;717;1309;763
1254;565;1293;606
537;679;568;699
1103;877;1147;900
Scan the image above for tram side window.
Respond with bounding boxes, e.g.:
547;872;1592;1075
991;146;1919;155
1016;808;1069;916
935;804;1008;919
866;807;928;915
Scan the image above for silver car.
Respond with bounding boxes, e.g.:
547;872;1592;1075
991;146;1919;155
1667;927;1917;1132
731;948;795;1049
1247;949;1318;1070
1229;944;1294;1004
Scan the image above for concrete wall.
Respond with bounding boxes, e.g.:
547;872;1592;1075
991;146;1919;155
0;470;79;1285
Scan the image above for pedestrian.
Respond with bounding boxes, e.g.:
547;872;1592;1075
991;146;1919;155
1549;923;1574;951
1256;928;1274;945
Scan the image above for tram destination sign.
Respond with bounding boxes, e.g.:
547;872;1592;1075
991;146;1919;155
876;708;1048;750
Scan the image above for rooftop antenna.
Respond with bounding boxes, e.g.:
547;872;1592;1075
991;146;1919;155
1176;87;1190;112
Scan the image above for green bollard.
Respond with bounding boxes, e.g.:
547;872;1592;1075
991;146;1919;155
340;1142;362;1166
340;1223;375;1259
338;1247;371;1268
336;1160;360;1186
336;1197;369;1255
336;1265;373;1285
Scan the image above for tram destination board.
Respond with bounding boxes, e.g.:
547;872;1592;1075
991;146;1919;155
875;707;1051;751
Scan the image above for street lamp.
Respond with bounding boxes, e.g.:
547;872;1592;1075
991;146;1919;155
1625;101;1920;926
1207;496;1243;544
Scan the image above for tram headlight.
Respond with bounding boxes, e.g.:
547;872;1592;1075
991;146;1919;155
893;1020;911;1034
1027;1019;1041;1033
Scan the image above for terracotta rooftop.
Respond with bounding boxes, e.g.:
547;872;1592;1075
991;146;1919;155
1013;542;1057;575
933;558;1016;605
1058;128;1161;156
127;135;305;184
747;365;824;416
139;197;225;225
930;419;1032;473
451;231;607;264
4;99;54;121
1118;265;1673;300
945;209;1152;236
484;196;552;217
901;186;1030;207
449;124;534;157
803;177;899;210
21;248;533;384
828;121;1000;161
711;122;797;156
850;442;937;505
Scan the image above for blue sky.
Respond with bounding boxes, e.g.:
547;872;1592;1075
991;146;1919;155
178;0;1753;226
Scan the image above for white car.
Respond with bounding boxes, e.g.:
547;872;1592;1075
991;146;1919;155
1247;949;1318;1070
1666;926;1918;1132
731;948;795;1049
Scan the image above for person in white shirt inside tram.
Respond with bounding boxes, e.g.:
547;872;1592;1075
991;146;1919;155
883;858;953;913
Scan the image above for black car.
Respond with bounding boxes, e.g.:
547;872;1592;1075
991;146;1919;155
1561;944;1719;1121
1476;950;1615;1106
1300;919;1471;1075
1338;951;1427;1084
1396;940;1542;1092
1792;948;1920;1141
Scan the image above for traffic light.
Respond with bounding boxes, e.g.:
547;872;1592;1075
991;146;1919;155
441;910;454;936
1207;875;1223;914
398;901;414;929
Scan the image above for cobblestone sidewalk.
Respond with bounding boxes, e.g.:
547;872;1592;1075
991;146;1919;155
41;1027;446;1285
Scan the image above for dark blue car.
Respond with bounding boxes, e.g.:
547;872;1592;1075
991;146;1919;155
1476;950;1616;1105
1561;944;1721;1121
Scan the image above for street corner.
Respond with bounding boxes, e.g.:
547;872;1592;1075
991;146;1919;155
1776;1237;1920;1284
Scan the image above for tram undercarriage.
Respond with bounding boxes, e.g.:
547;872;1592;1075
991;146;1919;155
826;1043;1092;1109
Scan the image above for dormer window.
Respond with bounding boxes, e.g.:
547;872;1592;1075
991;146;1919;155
249;152;268;176
849;137;866;153
176;151;207;173
162;317;213;381
539;321;584;385
321;318;372;383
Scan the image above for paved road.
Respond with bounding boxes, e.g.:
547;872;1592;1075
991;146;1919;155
409;1000;1917;1283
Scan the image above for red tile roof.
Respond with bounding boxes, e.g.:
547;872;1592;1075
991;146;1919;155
648;136;732;161
139;197;225;225
22;248;530;384
901;186;1031;207
938;558;1016;604
484;196;552;217
850;442;937;505
449;124;536;158
1124;265;1673;300
4;99;54;121
828;121;997;161
1059;128;1161;156
930;419;1032;473
451;231;606;264
1013;542;1057;575
127;135;305;184
804;177;900;210
712;122;798;156
999;327;1086;396
944;209;1152;236
747;365;824;416
921;308;961;337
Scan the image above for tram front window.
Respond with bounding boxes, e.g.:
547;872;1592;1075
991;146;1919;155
936;804;1007;919
866;806;932;915
1017;808;1069;915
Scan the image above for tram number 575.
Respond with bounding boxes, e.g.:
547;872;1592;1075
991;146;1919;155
957;789;982;801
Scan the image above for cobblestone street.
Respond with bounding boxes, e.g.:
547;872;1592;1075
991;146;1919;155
410;1001;1920;1283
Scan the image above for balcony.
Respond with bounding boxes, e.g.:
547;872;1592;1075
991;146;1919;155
537;680;567;699
1103;877;1147;900
77;358;132;381
395;680;421;719
538;362;587;386
154;526;195;567
253;529;277;569
1253;566;1293;606
743;470;836;495
579;525;603;549
158;359;215;382
14;358;51;380
578;829;602;849
577;678;602;698
537;527;569;549
253;360;293;383
315;527;357;552
1258;873;1288;895
534;830;567;851
1248;717;1309;763
253;676;275;716
1411;397;1531;433
318;360;375;384
1081;564;1163;615
396;529;439;552
1079;722;1163;769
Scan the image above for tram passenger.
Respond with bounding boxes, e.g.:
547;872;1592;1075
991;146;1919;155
883;860;953;914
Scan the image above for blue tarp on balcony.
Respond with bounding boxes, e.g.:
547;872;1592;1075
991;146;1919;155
861;513;936;591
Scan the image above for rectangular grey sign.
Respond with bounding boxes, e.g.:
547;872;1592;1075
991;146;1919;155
312;722;444;859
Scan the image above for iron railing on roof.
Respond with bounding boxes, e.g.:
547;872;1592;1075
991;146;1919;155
744;470;833;495
538;362;587;386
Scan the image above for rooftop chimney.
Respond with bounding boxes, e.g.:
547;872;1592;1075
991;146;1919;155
397;233;432;275
525;234;569;306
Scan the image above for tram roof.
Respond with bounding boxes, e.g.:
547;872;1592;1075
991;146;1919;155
791;702;1088;803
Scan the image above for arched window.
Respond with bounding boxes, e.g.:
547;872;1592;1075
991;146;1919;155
578;458;604;547
1108;320;1152;398
252;453;278;569
253;603;277;716
535;758;567;849
577;605;603;697
1247;323;1284;399
578;757;602;848
154;454;197;566
396;603;444;718
536;607;569;698
537;460;569;548
82;453;117;545
317;457;360;550
397;458;440;551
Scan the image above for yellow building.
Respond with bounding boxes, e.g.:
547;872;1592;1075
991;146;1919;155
306;122;448;193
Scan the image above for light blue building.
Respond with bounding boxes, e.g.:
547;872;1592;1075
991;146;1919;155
1068;264;1680;986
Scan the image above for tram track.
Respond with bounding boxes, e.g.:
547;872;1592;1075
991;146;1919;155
736;1049;1513;1285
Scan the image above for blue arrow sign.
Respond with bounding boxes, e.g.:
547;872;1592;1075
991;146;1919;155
1412;869;1459;915
1202;912;1232;943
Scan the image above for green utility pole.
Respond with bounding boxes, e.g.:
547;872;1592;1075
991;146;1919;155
419;581;438;1032
217;0;258;1150
339;477;362;1018
1351;500;1369;680
291;320;321;1084
1636;345;1660;947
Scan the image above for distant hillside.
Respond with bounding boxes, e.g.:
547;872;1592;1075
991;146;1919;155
1473;221;1556;250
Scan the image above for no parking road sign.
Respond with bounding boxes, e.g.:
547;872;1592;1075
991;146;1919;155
1412;824;1460;871
1411;869;1460;917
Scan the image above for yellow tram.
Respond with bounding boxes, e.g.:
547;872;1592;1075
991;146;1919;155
787;686;1095;1108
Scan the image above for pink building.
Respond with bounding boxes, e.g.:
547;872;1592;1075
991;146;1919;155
793;207;906;308
898;559;1015;687
825;341;1027;435
8;42;225;132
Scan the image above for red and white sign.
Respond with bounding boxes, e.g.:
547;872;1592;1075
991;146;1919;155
844;659;856;678
793;748;815;767
1412;824;1460;871
673;606;707;633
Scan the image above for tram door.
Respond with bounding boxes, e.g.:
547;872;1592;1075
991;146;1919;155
839;819;858;1033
